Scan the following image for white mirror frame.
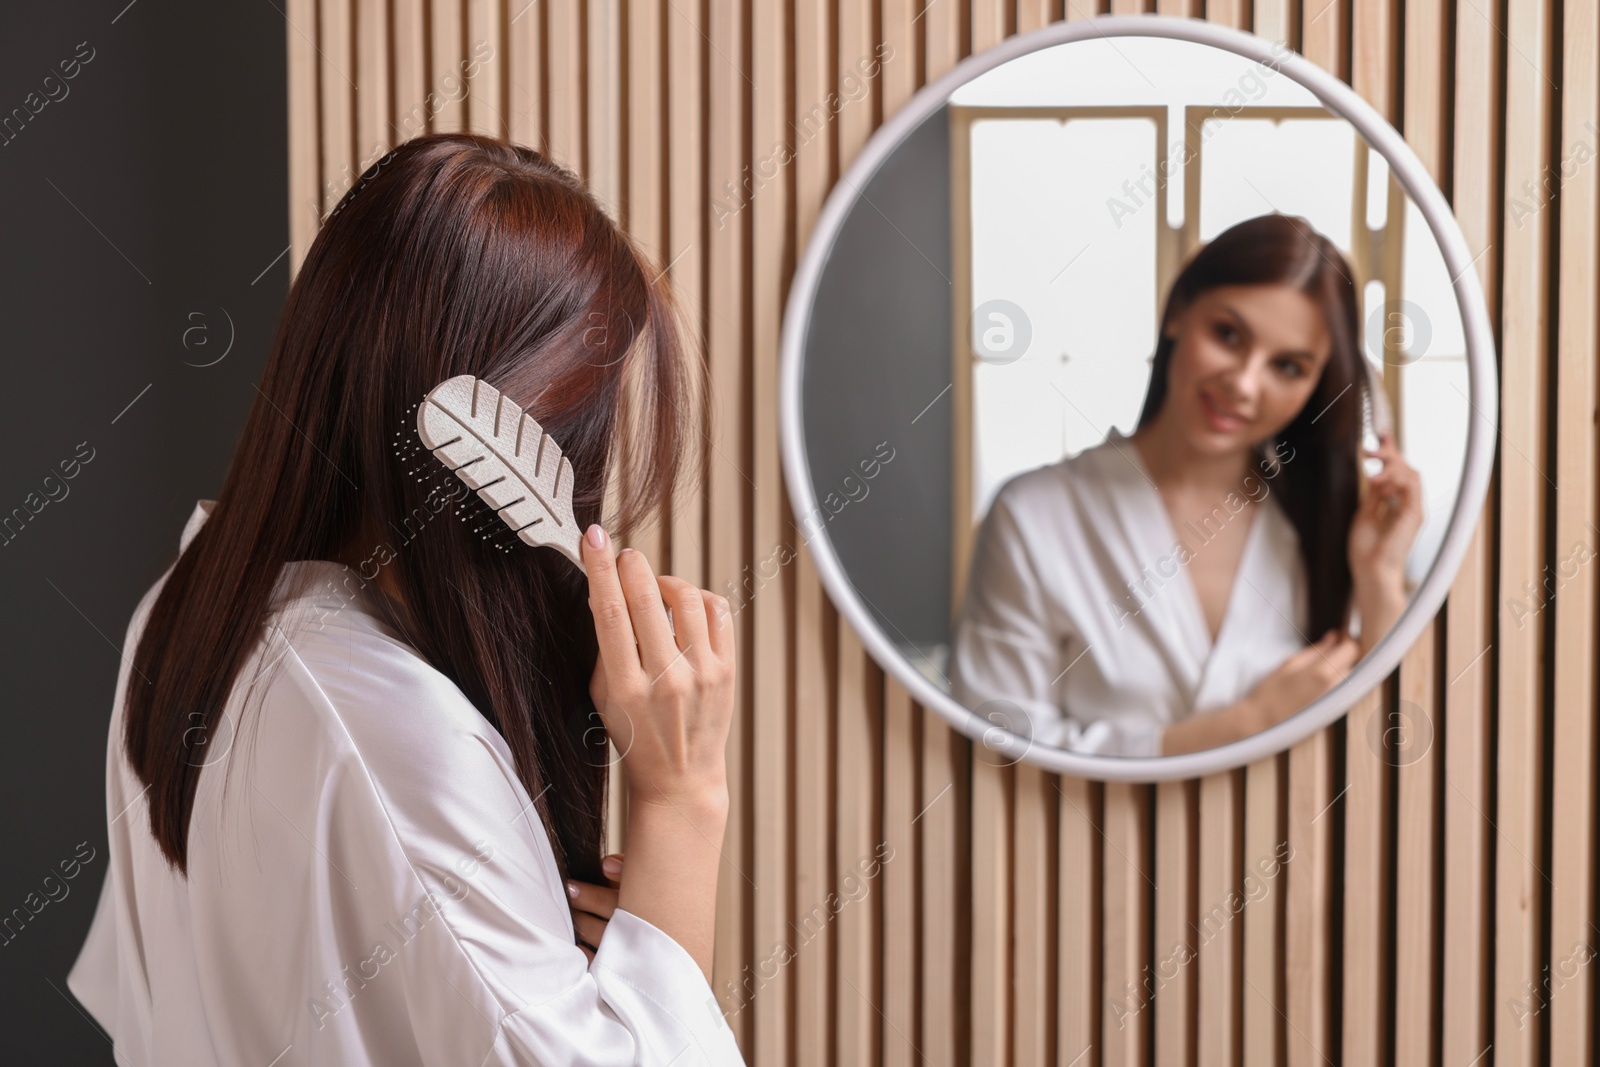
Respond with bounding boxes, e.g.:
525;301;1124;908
778;13;1498;782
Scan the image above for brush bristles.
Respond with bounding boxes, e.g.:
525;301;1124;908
393;403;525;555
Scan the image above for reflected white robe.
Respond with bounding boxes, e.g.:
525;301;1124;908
950;429;1310;758
67;500;744;1066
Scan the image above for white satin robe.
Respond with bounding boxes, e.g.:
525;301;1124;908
67;500;745;1066
950;429;1310;758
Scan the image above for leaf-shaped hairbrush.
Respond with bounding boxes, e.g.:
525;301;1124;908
415;374;583;567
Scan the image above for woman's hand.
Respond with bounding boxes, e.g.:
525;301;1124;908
1347;433;1422;654
1161;630;1360;756
1347;432;1423;594
582;526;735;809
1245;629;1362;726
579;523;734;980
568;853;623;963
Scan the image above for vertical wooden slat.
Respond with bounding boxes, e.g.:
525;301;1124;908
506;0;543;149
1548;0;1600;1060
1154;780;1196;1067
430;0;467;133
586;1;623;218
355;0;391;166
1058;776;1101;1067
1197;771;1242;1066
1286;727;1337;1066
1017;0;1053;34
666;0;706;585
288;0;319;274
921;721;965;1067
620;1;668;570
791;0;833;1061
1242;756;1285;1066
1495;0;1555;1062
392;0;427;144
465;0;503;138
318;0;355;218
1103;783;1151;1067
971;757;1010;1067
544;0;582;169
1014;763;1056;1067
705;0;751;1052
836;652;881;1064
882;680;919;1067
749;0;792;1057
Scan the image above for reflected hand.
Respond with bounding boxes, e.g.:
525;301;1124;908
1246;630;1362;728
1347;432;1423;590
568;852;624;963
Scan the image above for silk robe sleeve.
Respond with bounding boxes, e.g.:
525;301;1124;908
950;490;1166;757
291;628;745;1067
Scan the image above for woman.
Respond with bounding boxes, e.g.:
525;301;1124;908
66;134;743;1065
950;214;1423;759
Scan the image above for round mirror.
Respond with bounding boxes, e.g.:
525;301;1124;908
779;15;1496;781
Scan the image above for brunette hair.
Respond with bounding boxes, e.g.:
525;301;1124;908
1136;213;1366;639
123;133;704;885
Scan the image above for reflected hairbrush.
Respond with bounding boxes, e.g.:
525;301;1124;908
413;374;584;567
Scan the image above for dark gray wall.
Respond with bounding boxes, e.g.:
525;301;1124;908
800;105;953;648
0;4;285;1061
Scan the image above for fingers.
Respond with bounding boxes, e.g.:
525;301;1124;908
702;590;733;662
567;878;619;920
658;576;711;664
574;910;607;953
1286;629;1339;667
1325;635;1362;674
569;873;620;958
601;852;624;887
616;548;678;674
582;526;641;674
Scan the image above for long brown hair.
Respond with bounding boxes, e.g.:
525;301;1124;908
1136;213;1366;639
123;133;703;886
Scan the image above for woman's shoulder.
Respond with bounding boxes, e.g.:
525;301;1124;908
985;432;1131;520
262;566;513;777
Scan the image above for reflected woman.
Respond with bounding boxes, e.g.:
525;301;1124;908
950;213;1423;758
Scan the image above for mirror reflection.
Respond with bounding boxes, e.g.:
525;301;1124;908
798;34;1472;759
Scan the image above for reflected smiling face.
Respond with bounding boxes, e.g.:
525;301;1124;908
1158;283;1333;456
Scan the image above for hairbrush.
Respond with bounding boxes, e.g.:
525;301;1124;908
412;374;584;567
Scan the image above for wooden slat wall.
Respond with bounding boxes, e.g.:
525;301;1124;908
285;1;1600;1063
